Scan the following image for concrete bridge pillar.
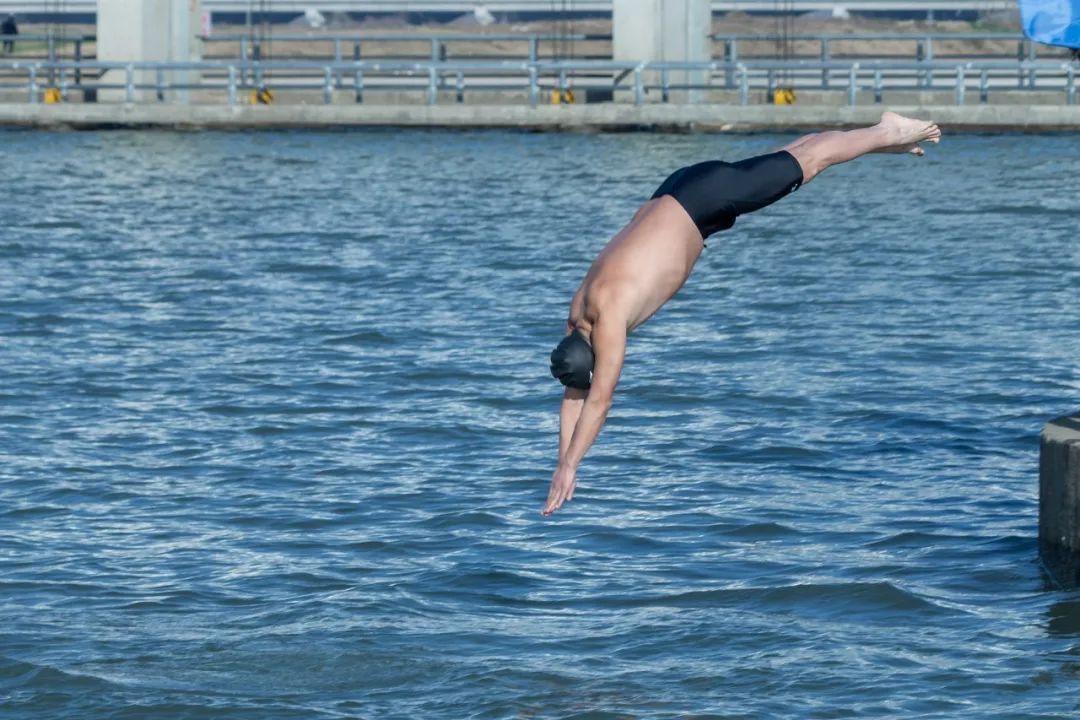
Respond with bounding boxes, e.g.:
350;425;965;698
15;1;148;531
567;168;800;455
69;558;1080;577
613;0;712;103
97;0;202;103
1040;413;1080;587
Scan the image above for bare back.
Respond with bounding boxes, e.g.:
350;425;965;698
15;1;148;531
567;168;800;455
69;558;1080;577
567;196;704;339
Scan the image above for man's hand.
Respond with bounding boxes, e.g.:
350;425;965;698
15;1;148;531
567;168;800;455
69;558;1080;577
542;463;577;516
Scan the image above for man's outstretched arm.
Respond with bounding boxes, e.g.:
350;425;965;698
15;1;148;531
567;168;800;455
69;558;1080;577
542;315;626;516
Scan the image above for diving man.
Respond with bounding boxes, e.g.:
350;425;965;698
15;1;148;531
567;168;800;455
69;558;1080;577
543;112;941;516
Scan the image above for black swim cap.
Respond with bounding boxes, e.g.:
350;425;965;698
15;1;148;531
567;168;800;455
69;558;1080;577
550;331;594;390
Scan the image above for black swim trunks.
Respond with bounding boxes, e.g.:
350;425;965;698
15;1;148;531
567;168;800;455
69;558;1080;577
651;150;804;240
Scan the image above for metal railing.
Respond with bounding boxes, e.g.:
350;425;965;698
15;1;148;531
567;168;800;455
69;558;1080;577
1;59;1075;107
714;33;1047;78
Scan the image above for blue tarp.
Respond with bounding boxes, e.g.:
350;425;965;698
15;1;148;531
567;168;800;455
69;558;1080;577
1019;0;1080;49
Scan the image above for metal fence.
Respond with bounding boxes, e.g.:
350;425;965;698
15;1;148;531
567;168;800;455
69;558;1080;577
1;59;1075;106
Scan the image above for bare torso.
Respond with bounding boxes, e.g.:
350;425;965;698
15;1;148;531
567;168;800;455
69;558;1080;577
567;196;704;340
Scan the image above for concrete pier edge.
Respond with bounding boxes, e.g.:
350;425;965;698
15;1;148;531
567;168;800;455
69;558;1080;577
1040;413;1080;588
1;103;1080;131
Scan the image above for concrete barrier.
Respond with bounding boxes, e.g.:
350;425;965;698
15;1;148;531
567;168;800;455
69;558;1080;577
1;102;1079;130
1040;413;1080;587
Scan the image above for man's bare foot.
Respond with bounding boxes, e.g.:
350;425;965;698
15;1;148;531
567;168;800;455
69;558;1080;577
877;111;940;155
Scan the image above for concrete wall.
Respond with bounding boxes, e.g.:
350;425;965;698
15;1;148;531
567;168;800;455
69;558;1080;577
1040;413;1080;587
613;0;711;102
97;0;202;102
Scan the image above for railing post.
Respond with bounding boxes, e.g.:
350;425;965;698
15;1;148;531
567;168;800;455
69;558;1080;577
821;38;830;88
354;40;361;61
428;65;438;105
1028;39;1037;88
728;39;738;89
240;37;248;83
661;68;669;103
1017;40;1025;88
559;68;568;100
125;63;135;103
766;68;775;100
979;68;989;104
74;39;82;86
355;68;363;104
156;67;164;102
323;66;333;104
228;65;237;105
723;39;733;88
923;37;935;88
455;71;464;103
430;38;439;62
873;68;882;103
955;65;965;106
1067;64;1076;106
916;39;925;87
738;63;748;106
528;37;537;64
28;65;38;103
333;40;343;88
847;64;858;106
528;64;538;107
633;66;643;106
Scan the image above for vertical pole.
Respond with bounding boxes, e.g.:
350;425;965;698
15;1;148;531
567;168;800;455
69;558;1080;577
925;37;934;90
456;71;464;103
228;65;237;105
125;62;134;103
334;39;342;89
729;39;738;88
821;38;829;89
916;39;925;88
324;66;333;104
979;68;988;104
767;68;775;101
528;37;537;63
955;65;965;106
1067;64;1076;106
428;66;438;105
1017;41;1025;88
353;40;360;61
1028;40;1037;89
633;66;643;106
47;34;56;86
724;39;733;89
738;64;748;105
847;65;857;106
240;36;248;84
661;68;669;103
74;39;82;86
28;65;38;103
156;67;164;102
528;65;538;107
873;68;882;103
355;68;363;104
430;38;439;62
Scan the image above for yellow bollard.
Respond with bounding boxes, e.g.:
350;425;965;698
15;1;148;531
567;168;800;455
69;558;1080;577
250;86;274;105
43;87;62;104
773;88;796;105
549;89;575;105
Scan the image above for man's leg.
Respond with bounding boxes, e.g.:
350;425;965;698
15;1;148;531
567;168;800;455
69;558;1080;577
781;111;940;185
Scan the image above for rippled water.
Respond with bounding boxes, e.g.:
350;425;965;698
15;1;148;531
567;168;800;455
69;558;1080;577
2;128;1079;718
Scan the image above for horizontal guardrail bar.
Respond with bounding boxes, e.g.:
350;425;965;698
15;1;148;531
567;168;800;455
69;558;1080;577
2;59;1074;71
0;0;1020;11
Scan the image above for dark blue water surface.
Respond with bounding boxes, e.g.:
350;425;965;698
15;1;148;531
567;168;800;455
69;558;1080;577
1;129;1079;719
